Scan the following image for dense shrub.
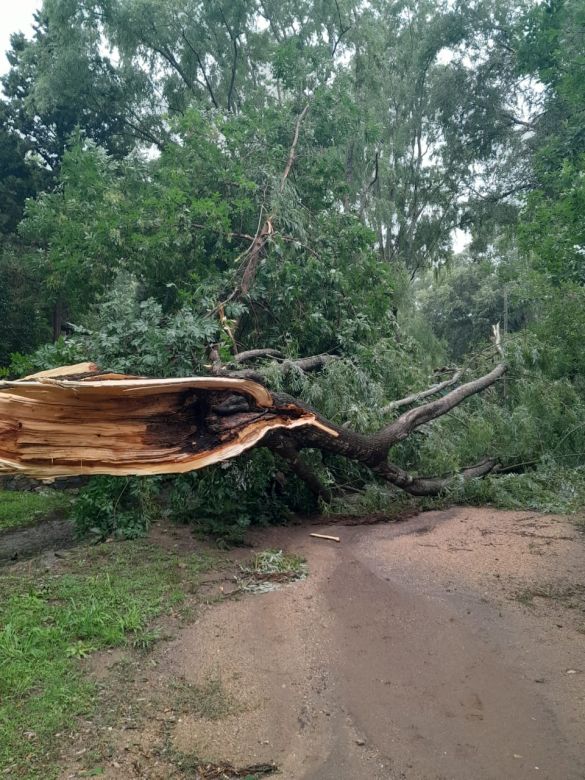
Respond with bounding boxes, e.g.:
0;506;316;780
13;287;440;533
72;477;160;540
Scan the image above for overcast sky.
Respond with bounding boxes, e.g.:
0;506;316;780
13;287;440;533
1;1;41;77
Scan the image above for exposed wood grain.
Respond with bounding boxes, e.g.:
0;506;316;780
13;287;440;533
0;367;336;478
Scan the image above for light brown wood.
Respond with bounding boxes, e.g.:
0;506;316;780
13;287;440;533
23;362;99;380
0;366;337;478
309;533;340;542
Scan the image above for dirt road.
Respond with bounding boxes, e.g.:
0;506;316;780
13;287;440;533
71;507;585;780
161;508;585;780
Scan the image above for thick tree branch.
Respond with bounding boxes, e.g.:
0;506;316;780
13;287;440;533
209;365;267;383
227;36;238;112
181;31;219;109
238;217;274;298
279;104;310;193
207;346;266;382
331;0;351;57
220;105;311;337
284;354;338;372
217;7;239;112
373;458;498;496
377;362;506;450
214;351;338;378
234;348;284;363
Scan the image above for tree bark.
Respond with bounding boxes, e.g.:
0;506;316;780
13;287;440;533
382;369;462;413
0;360;505;497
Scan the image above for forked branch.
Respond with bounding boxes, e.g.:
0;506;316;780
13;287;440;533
377;362;506;450
279;104;310;192
382;369;462;413
225;105;311;331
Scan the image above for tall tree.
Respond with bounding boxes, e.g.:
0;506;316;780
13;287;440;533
517;0;585;284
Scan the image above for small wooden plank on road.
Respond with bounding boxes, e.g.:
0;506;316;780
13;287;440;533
309;533;340;543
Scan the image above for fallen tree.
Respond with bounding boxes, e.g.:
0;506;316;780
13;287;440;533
0;353;505;499
0;108;506;499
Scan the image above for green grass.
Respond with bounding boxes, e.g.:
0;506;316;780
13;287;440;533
0;489;72;531
0;539;214;779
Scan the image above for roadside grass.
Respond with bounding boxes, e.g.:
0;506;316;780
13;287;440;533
0;539;214;779
0;489;72;531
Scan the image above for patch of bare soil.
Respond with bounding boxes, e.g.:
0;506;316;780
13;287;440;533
61;508;585;780
0;513;75;563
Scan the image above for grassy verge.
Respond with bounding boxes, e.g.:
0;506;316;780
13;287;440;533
0;539;214;779
0;489;72;531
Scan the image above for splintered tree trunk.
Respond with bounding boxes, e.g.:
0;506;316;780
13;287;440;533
0;360;505;497
0;364;336;478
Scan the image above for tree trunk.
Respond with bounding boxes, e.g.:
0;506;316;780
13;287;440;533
0;359;505;497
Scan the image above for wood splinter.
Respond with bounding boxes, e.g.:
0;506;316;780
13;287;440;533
309;533;340;543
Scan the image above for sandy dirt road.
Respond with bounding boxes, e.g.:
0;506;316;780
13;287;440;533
155;508;585;780
70;507;585;780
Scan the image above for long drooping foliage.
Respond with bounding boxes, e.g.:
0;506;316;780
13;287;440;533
1;0;584;538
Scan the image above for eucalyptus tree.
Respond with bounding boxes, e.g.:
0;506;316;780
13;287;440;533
517;0;585;285
2;0;533;260
341;0;537;271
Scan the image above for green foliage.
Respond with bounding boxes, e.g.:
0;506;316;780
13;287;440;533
0;103;49;235
76;278;219;376
449;463;585;515
524;283;585;381
18;140;146;319
517;0;585;285
2;4;137;169
0;245;52;367
520;158;585;286
419;256;532;360
73;477;161;540
5;336;84;378
412;247;585;506
10;275;220;378
168;449;315;545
